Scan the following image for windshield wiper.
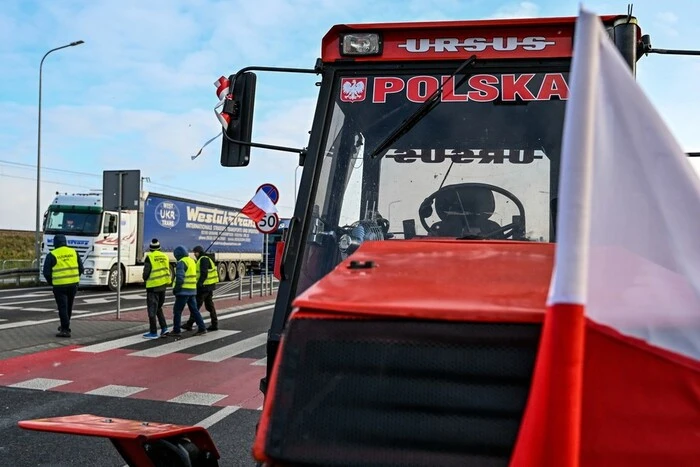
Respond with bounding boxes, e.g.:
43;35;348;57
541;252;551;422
368;55;478;159
457;233;487;240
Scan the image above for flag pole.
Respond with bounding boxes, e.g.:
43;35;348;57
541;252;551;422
204;211;241;255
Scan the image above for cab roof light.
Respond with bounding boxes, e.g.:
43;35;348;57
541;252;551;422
340;33;382;56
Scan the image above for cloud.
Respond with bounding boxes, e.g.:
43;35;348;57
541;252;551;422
488;1;539;18
653;11;680;37
3;0;700;234
0;168;100;231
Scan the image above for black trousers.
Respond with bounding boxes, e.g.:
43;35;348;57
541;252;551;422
146;289;168;334
53;285;78;332
186;288;217;328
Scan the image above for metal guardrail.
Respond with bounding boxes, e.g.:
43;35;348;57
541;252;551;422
0;267;40;287
0;259;39;286
0;260;282;292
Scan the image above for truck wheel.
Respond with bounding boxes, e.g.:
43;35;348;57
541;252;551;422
169;263;175;282
217;262;228;282
237;261;247;279
108;264;124;291
227;261;237;280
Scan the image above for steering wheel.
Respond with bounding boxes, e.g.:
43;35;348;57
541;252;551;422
418;182;526;239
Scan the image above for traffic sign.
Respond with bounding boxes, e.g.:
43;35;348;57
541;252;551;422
257;183;279;205
256;212;279;234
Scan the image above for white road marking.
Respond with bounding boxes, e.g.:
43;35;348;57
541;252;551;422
128;330;239;358
0;279;266;307
194;405;241;428
85;384;147;398
168;391;227;406
71;334;154;353
82;298;115;305
189;333;267;363
9;378;72;391
251;357;267;366
0;320;39;330
0;299;274;330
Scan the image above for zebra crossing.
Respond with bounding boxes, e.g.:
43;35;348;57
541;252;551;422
0;307;274;410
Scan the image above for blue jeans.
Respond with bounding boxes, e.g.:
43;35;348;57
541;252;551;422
173;295;205;332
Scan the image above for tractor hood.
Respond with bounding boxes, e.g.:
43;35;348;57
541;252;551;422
292;239;554;324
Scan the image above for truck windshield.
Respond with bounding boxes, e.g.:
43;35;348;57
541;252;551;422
297;66;568;293
45;208;102;236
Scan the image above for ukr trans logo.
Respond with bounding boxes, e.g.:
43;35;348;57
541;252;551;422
155;201;180;228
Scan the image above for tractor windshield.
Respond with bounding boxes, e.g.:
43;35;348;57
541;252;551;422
297;66;568;293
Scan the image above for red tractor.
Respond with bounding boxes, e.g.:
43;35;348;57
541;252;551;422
20;8;700;467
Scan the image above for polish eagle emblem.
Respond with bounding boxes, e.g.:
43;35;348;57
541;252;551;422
340;78;367;102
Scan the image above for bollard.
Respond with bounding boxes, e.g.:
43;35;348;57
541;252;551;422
249;270;253;298
238;273;242;300
259;273;263;297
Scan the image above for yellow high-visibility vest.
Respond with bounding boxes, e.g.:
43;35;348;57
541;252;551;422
196;255;219;286
172;256;197;290
51;246;80;286
145;250;170;288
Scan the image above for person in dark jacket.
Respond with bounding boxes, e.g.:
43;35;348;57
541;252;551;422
170;245;206;337
141;238;170;339
183;245;219;332
43;234;84;337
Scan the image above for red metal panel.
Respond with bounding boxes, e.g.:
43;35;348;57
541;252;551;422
292;240;554;323
18;413;213;440
19;414;220;466
321;15;624;62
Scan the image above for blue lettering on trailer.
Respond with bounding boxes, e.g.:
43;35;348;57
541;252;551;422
143;194;263;254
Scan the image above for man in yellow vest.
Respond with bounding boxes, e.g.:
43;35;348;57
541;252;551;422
170;245;207;337
141;238;170;339
42;234;84;338
183;245;219;332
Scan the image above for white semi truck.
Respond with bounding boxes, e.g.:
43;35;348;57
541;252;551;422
39;191;264;290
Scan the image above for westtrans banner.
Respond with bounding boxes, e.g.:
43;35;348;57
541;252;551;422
143;193;263;254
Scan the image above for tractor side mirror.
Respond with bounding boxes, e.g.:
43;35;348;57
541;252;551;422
220;71;257;167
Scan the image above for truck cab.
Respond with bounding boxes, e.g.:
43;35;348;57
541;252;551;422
40;192;130;288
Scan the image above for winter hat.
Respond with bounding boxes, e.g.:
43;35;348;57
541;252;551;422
192;245;204;255
149;238;161;250
173;245;188;259
53;234;67;248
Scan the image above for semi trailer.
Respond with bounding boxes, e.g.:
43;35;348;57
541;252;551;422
39;191;264;290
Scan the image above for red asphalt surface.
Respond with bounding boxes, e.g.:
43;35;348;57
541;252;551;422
0;295;274;410
0;345;265;409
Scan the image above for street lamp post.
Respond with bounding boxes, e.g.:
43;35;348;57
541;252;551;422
35;40;84;280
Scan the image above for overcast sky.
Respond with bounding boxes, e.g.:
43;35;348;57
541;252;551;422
1;0;699;230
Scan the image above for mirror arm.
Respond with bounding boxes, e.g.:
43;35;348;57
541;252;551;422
221;132;306;155
644;47;700;56
640;35;700;57
228;64;321;87
220;63;320;160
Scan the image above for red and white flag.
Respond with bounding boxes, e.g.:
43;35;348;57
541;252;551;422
511;7;700;467
241;188;278;223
